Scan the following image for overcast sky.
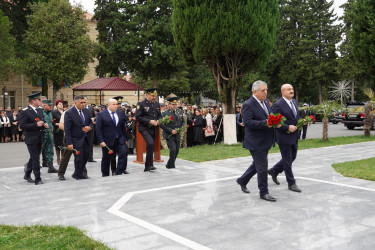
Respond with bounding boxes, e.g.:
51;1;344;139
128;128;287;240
71;0;348;18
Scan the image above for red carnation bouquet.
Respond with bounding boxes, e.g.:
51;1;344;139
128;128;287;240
309;115;316;122
266;113;286;128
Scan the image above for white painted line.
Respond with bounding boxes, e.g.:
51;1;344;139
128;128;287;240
296;176;375;192
2;185;12;190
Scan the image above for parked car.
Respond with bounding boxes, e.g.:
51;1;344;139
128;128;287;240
342;101;375;130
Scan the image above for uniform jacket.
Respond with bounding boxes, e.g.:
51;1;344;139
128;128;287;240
19;105;45;145
96;109;128;146
64;107;93;148
242;96;274;151
135;99;162;133
160;108;185;139
272;98;301;146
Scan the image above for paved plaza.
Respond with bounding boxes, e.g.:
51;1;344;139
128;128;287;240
1;139;375;249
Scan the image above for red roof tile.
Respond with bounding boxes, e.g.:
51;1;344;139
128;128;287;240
73;77;144;91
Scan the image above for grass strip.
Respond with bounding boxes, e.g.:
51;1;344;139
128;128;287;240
161;135;375;162
332;158;375;181
0;224;111;249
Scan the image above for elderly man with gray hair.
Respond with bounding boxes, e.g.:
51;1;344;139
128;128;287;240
236;80;279;202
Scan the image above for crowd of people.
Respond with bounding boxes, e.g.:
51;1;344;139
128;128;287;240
0;106;25;143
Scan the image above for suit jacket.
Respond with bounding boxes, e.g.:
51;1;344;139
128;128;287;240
19;105;45;145
272;98;301;145
242;96;274;151
64;107;93;148
96;109;128;146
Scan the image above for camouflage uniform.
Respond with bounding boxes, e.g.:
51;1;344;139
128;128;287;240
42;109;54;164
160;109;169;150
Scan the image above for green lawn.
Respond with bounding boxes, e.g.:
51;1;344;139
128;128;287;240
332;158;375;181
161;135;375;162
0;225;111;250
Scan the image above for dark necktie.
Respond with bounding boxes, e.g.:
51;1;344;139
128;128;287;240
290;101;297;118
260;101;269;115
111;112;116;126
79;110;85;124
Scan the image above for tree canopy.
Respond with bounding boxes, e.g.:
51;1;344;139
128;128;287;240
0;9;17;82
24;0;96;97
172;0;279;113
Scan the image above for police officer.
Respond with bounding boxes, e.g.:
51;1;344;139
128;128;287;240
160;97;185;169
135;88;162;172
42;99;58;173
20;92;47;185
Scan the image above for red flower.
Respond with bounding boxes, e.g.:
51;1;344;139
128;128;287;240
35;118;39;122
75;150;80;155
108;150;114;155
187;125;190;128
52;118;56;122
169;116;173;121
309;115;316;122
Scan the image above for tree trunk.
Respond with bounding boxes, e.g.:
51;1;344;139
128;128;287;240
221;84;238;114
42;77;48;97
318;82;323;104
152;70;157;88
351;78;355;102
52;83;57;106
322;117;329;141
363;104;372;137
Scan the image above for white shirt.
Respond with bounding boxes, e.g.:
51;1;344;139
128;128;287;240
75;107;85;122
107;109;119;126
253;95;268;114
29;105;38;113
282;97;296;111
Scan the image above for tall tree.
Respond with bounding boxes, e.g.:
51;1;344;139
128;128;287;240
94;0;180;88
351;0;375;76
0;10;17;82
172;0;279;114
24;0;96;99
305;0;340;103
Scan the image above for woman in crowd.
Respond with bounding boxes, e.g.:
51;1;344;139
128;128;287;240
212;108;223;143
202;108;215;144
10;110;20;142
52;100;65;165
126;113;136;155
236;107;245;142
16;109;24;141
192;109;205;145
0;111;10;143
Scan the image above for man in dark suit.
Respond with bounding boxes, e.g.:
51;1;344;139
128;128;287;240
20;92;47;185
236;80;279;202
268;84;302;193
135;88;162;172
96;98;128;176
64;95;93;180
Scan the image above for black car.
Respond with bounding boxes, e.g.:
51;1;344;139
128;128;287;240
342;101;375;130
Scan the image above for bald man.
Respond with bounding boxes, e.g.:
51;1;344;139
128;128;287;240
268;84;302;193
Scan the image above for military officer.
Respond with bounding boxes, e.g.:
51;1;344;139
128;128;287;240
20;92;47;185
42;99;58;173
159;102;169;150
160;96;185;169
135;88;162;172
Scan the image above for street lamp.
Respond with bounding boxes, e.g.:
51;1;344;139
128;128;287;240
2;86;8;109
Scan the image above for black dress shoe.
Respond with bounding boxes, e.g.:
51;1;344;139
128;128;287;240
288;184;302;192
236;179;250;194
35;179;44;185
166;166;174;169
267;169;280;185
88;160;97;162
150;166;156;170
23;175;34;183
123;170;130;174
260;194;277;202
58;176;65;181
48;168;58;173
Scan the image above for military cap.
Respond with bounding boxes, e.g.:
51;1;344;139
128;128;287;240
113;96;123;102
168;96;180;104
145;88;158;96
91;103;96;107
27;92;41;101
42;99;52;105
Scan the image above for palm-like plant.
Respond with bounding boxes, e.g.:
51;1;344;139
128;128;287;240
362;88;375;137
312;101;342;141
329;80;352;107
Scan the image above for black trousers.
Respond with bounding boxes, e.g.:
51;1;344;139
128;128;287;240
140;129;156;169
73;138;90;178
87;130;94;161
25;143;42;181
166;134;180;168
101;139;128;176
237;150;269;196
58;135;87;177
270;143;297;185
300;124;308;139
